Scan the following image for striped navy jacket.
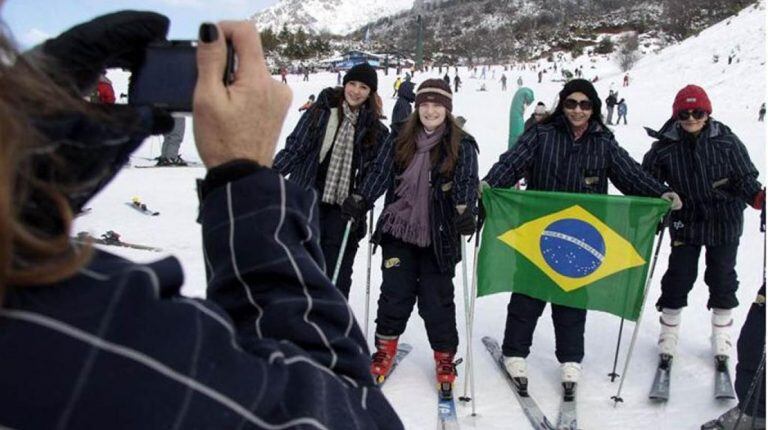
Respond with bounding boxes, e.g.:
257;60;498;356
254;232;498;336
0;168;403;430
642;118;762;245
359;125;479;273
273;87;389;195
484;115;668;198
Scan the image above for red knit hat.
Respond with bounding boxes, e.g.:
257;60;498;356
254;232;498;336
415;79;453;112
672;85;712;118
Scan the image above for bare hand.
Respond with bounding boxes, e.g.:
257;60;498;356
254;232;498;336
193;21;292;168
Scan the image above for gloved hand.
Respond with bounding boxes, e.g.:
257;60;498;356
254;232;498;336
26;11;170;97
661;191;683;211
454;207;476;236
341;194;367;223
19;12;174;231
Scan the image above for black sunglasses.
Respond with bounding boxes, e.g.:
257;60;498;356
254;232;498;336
563;98;593;111
677;109;707;120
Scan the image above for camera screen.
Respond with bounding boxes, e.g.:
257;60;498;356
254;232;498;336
129;43;197;112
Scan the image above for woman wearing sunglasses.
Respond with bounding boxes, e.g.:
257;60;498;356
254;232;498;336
483;79;680;393
642;85;763;380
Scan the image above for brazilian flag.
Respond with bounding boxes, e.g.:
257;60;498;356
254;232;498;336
477;189;669;321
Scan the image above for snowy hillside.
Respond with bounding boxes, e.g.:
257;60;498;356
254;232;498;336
94;1;765;429
250;0;414;35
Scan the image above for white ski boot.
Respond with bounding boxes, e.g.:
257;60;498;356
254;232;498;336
711;308;734;357
503;356;527;379
658;308;682;356
561;362;582;383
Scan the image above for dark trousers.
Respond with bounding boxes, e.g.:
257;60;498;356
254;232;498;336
656;242;740;310
375;235;458;353
502;293;587;363
319;203;363;299
735;285;765;417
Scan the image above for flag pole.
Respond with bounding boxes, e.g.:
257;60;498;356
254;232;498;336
612;214;669;405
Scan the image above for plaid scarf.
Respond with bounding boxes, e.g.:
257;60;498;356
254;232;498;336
322;102;358;205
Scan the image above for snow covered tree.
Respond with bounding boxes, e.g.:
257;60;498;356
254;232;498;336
616;32;640;71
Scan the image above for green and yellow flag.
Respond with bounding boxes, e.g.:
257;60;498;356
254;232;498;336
477;189;669;321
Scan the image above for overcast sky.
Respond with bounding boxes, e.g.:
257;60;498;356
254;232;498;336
4;0;280;48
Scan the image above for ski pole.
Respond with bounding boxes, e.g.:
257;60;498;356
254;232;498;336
459;237;472;403
608;319;625;382
463;233;481;416
332;220;353;286
363;208;375;341
612;215;668;406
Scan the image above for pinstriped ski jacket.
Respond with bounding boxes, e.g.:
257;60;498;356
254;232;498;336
273;87;389;196
642;118;762;245
0;168;403;430
485;115;668;199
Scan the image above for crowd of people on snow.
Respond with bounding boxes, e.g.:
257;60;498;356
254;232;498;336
0;8;765;430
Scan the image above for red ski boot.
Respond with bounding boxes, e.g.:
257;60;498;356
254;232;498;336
434;351;458;384
371;335;399;384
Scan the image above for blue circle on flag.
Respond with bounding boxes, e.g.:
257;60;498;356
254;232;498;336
540;218;606;278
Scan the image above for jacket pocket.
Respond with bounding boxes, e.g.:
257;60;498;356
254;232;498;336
580;154;608;190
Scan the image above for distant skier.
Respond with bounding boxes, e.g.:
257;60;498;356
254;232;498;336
759;102;765;122
453;74;462;93
616;98;627;125
90;72;115;104
516;76;523;87
298;94;315;111
507;87;534;149
443;72;451;86
391;79;415;129
392;76;402;98
538;70;543;83
605;90;617;125
280;66;287;84
623;73;630;87
642;85;763;380
523;101;548;130
501;74;507;91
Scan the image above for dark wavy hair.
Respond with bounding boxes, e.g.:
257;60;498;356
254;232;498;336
0;23;92;301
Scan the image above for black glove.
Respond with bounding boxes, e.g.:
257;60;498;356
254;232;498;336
454;209;476;236
28;11;170;96
18;12;173;233
341;195;367;223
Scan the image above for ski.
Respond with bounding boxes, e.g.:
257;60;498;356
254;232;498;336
127;200;159;216
74;231;162;252
649;353;673;401
482;336;555;430
714;355;736;400
437;382;460;430
555;382;578;430
76;207;92;217
375;343;413;386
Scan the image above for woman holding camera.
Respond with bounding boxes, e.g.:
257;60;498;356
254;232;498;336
0;11;401;429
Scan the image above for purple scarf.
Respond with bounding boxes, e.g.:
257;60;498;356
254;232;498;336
380;123;446;246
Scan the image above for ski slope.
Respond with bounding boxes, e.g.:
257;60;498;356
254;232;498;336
85;2;765;428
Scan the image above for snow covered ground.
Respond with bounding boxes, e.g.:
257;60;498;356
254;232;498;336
88;2;765;428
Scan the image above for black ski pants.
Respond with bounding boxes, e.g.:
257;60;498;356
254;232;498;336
656;241;740;310
502;293;587;363
318;202;365;299
735;285;765;418
375;235;459;353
